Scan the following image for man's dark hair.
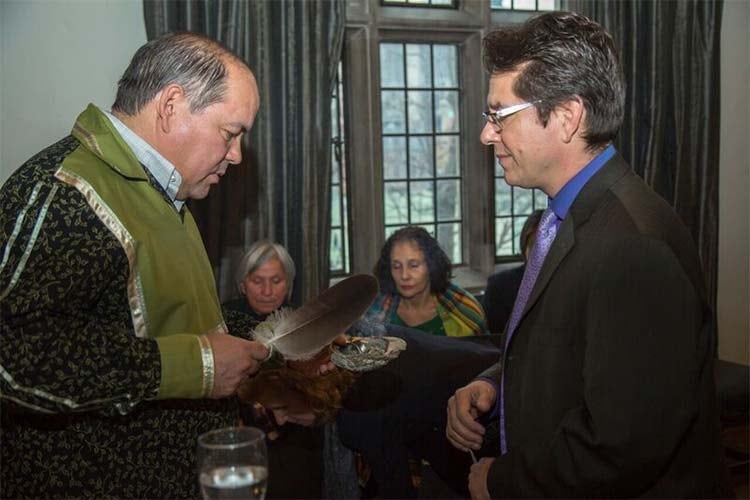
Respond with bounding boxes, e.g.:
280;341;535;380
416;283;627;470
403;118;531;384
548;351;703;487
374;226;452;295
483;11;625;151
112;32;247;116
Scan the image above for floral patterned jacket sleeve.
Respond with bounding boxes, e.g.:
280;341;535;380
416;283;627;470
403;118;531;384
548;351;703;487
0;137;161;416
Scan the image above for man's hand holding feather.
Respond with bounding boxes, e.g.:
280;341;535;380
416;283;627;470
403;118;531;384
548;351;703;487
206;333;269;398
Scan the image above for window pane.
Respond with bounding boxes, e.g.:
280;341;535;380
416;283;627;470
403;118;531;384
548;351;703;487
538;0;556;10
330;98;339;138
381;90;406;134
421;223;436;234
514;188;533;215
434;90;459;133
331;185;341;224
431;0;455;6
380;44;404;87
437;222;461;263
408;136;434;178
437;179;461;221
409;180;434;223
384;181;409;224
433;45;457;88
406;44;431;87
383;136;407;179
490;0;512;8
435;136;460;177
495;178;512;216
514;0;536;9
407;90;433;133
513;216;527;255
331;143;340;184
495;217;513;256
534;193;547;210
330;229;343;271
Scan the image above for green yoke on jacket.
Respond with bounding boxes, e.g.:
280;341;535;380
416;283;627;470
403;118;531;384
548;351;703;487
0;104;242;499
62;103;226;399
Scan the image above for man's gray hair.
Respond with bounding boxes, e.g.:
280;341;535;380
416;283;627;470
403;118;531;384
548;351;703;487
112;32;246;116
235;240;296;300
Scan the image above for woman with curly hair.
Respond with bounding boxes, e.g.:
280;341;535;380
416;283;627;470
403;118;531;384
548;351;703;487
368;226;487;336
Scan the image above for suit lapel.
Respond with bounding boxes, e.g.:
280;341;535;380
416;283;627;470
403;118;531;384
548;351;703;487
512;154;631;336
521;218;575;321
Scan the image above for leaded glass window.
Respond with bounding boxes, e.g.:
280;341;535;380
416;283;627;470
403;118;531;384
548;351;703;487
330;63;350;275
490;0;556;11
494;160;547;257
382;0;456;7
380;42;463;263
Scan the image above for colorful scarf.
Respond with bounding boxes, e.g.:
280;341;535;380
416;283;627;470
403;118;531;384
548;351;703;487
366;282;487;337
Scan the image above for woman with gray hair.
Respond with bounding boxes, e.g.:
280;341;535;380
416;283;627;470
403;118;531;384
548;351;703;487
224;240;296;321
224;241;335;500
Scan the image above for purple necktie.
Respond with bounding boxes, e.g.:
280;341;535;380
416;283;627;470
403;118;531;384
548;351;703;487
499;207;560;454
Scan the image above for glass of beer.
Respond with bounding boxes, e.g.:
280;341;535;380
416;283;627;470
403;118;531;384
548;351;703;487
197;426;268;500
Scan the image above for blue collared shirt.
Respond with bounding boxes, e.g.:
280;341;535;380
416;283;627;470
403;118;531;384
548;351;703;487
549;144;616;220
104;111;184;212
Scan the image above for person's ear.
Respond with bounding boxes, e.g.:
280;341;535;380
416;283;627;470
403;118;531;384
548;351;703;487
553;96;585;144
155;84;186;134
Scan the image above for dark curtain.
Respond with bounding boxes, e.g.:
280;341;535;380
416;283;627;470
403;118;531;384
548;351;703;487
143;0;345;304
565;0;723;311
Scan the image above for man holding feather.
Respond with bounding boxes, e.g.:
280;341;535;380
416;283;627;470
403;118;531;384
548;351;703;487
0;33;270;499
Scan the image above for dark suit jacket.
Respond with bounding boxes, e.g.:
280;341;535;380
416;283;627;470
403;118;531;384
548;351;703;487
338;326;502;498
480;155;729;498
484;263;525;334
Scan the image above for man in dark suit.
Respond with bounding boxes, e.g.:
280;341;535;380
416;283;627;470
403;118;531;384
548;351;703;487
483;209;543;333
446;11;729;499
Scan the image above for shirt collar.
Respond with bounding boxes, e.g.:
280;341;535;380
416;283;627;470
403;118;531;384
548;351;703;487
549;144;616;220
103;111;184;212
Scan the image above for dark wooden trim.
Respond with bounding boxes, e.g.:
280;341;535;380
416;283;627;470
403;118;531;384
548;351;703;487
344;26;385;274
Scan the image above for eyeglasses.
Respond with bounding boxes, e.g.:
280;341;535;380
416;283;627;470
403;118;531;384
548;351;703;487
482;100;541;131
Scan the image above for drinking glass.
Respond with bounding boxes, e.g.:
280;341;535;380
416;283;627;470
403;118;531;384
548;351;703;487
197;426;268;500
